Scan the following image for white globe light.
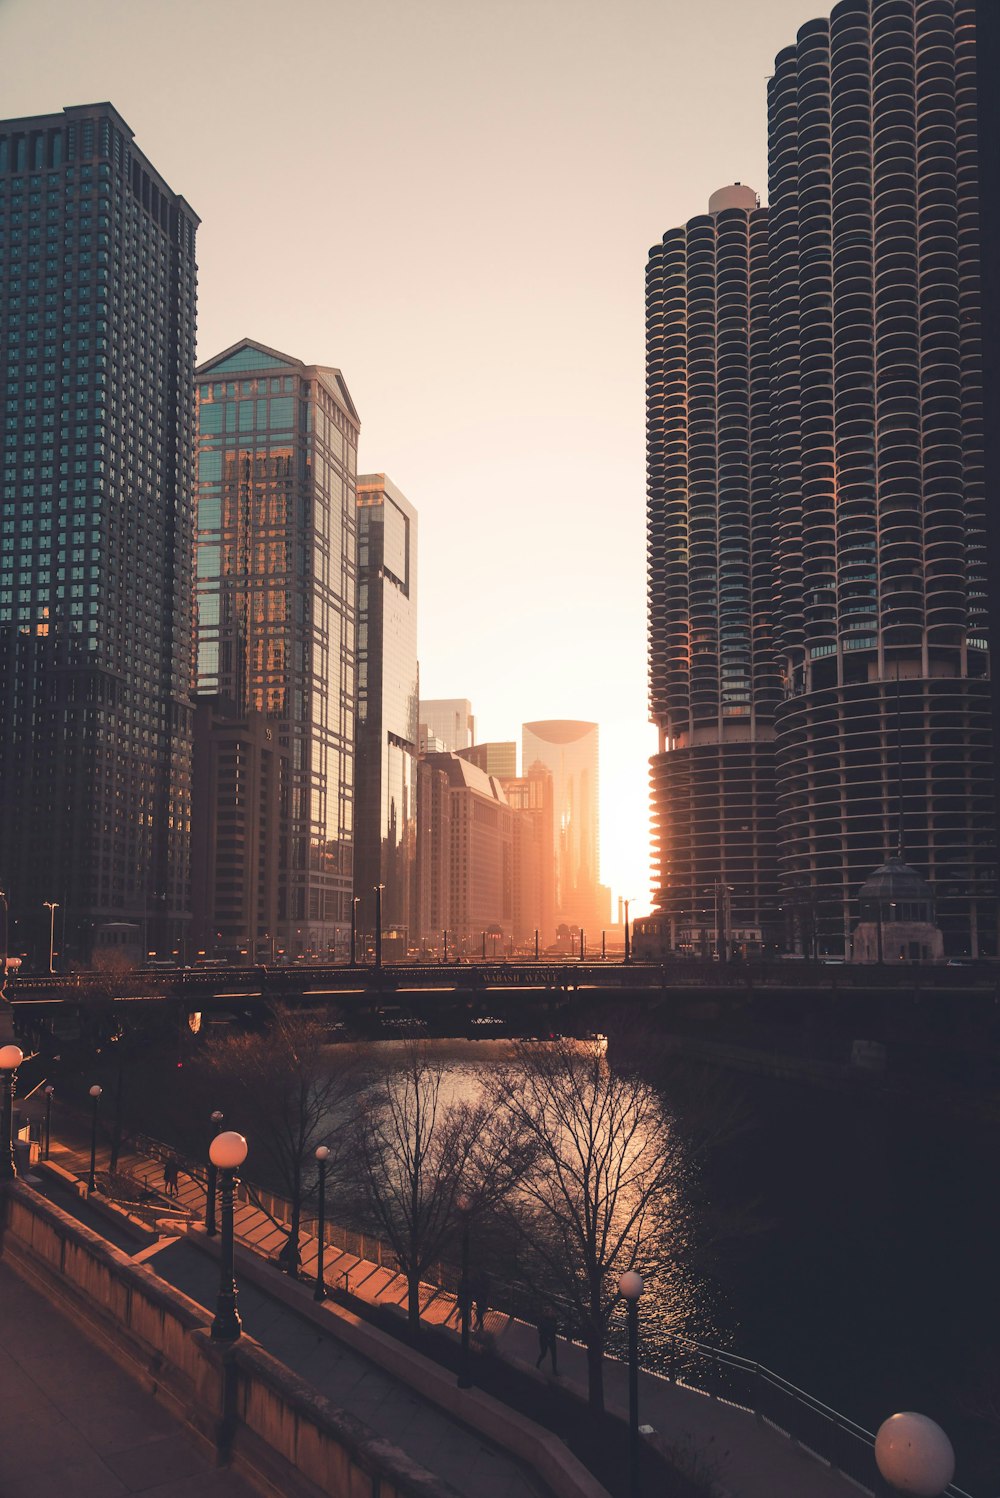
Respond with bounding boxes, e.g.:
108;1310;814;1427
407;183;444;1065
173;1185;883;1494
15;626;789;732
619;1270;644;1302
89;1084;103;1098
0;1045;24;1071
875;1413;955;1496
210;1130;248;1169
315;1145;330;1161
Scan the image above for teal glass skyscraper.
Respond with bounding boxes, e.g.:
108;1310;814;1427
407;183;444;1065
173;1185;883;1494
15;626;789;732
193;340;359;957
0;104;198;961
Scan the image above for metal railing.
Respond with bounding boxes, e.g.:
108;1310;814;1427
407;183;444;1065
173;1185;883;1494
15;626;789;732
662;1334;975;1498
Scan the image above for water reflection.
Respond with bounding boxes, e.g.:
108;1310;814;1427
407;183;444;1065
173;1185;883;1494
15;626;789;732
326;1037;722;1365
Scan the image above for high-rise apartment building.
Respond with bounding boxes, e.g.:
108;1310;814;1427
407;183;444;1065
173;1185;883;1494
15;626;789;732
355;474;418;940
522;721;602;932
193;339;359;958
767;0;997;956
419;699;474;753
0;104;198;961
646;184;780;953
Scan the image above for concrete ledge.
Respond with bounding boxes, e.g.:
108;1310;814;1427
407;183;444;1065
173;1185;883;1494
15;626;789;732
187;1221;610;1498
0;1182;466;1498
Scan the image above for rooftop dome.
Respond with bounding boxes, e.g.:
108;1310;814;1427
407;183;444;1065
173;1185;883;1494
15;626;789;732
858;857;934;922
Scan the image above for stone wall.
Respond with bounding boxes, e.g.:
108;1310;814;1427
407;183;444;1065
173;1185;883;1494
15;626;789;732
0;1181;459;1498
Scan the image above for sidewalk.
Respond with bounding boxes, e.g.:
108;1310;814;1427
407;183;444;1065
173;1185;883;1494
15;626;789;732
0;1259;257;1498
45;1129;861;1498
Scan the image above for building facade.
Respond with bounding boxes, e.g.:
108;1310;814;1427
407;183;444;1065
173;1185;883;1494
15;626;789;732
190;698;285;960
0;103;198;963
419;698;474;753
459;741;517;778
522;720;603;933
646;184;781;955
193;339;359;958
501;761;556;945
355;474;418;943
415;752;514;948
767;0;997;956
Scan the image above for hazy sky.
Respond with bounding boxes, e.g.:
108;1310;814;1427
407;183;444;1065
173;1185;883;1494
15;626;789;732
3;0;815;916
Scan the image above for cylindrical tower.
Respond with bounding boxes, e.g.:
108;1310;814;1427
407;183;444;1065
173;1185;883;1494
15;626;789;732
646;186;781;954
768;0;996;956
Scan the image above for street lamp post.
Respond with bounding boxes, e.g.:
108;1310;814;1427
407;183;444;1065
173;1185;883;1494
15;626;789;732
210;1130;248;1341
314;1145;330;1301
0;1045;24;1181
534;928;539;960
624;900;632;964
350;896;361;967
875;1412;955;1496
374;885;384;970
619;1270;644;1498
43;1084;54;1159
205;1110;225;1235
43;901;59;974
87;1084;102;1192
457;1194;472;1389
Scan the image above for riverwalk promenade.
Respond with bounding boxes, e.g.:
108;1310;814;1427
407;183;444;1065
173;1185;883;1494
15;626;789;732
0;1258;257;1498
24;1124;863;1498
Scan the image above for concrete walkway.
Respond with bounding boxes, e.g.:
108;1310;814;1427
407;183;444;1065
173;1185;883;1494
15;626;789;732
0;1260;257;1498
44;1131;865;1498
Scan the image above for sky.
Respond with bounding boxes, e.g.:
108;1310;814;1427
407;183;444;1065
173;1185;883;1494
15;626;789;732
2;0;816;917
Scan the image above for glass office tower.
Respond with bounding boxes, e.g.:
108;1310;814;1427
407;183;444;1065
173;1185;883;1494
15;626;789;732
768;0;997;955
646;185;780;954
522;720;602;933
355;474;418;937
194;339;359;958
0;103;198;962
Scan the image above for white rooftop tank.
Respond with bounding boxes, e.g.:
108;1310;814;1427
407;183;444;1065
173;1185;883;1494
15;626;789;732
708;183;758;214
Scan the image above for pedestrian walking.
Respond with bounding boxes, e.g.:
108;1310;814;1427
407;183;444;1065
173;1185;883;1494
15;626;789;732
535;1308;559;1374
162;1157;172;1196
164;1157;180;1197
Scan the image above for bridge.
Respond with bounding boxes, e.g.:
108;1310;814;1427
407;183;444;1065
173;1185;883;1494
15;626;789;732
7;958;999;1090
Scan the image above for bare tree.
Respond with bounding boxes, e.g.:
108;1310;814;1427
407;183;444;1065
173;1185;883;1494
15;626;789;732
353;1042;530;1334
198;1006;359;1273
492;1037;705;1413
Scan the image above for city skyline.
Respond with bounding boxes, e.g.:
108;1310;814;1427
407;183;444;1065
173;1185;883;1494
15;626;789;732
0;0;819;917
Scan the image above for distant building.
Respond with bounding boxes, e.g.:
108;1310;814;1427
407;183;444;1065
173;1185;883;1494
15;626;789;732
415;752;514;948
419;699;474;753
459;741;517;779
193;339;360;958
501;762;555;944
190;698;285;960
355;474;418;941
851;856;944;966
0;104;199;962
522;721;602;933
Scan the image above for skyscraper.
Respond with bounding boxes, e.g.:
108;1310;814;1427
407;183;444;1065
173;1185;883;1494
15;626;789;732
646;184;780;954
522;720;602;933
0;104;198;961
419;699;474;752
767;0;997;956
193;339;359;959
355;473;418;939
